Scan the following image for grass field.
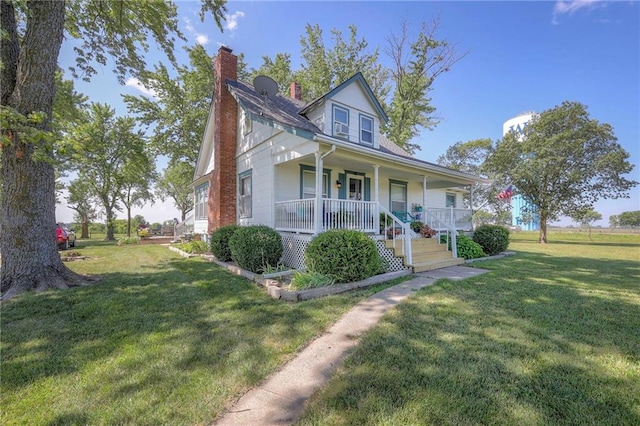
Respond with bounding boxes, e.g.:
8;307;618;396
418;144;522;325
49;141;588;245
296;231;640;425
0;239;407;425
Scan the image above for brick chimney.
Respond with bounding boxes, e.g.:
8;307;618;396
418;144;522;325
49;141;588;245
208;46;238;232
290;82;302;100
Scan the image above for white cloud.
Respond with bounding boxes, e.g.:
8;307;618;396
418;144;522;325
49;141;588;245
196;34;209;45
225;11;245;31
125;77;158;98
552;0;607;24
183;16;209;45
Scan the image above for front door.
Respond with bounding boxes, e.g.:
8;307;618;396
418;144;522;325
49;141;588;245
348;175;364;201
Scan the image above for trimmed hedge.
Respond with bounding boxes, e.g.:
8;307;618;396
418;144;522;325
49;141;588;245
229;225;283;273
473;225;510;256
210;224;240;261
305;229;380;283
440;234;485;260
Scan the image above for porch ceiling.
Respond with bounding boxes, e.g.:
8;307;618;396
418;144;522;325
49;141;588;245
293;151;475;189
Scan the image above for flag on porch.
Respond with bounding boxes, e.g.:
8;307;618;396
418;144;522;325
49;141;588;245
497;185;514;202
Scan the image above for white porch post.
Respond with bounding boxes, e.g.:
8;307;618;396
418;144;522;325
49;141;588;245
314;151;323;234
374;165;380;234
469;185;474;230
422;176;427;216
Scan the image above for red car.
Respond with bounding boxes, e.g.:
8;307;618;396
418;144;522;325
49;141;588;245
56;223;76;250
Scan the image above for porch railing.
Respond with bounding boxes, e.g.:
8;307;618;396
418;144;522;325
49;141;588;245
423;208;458;258
379;204;413;265
175;213;194;239
424;208;473;232
275;198;377;233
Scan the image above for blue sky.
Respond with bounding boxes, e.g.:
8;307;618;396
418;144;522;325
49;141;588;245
56;0;639;227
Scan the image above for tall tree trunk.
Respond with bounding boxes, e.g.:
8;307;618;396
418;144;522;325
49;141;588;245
105;209;116;241
81;219;89;239
538;214;548;244
1;1;84;299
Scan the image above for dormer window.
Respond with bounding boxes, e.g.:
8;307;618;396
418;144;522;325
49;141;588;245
333;105;349;139
360;114;373;145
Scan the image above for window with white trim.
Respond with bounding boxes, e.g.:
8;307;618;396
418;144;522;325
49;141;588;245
446;192;456;208
302;170;329;199
195;183;209;220
360;115;373;144
333;105;349;138
239;170;252;218
390;181;407;213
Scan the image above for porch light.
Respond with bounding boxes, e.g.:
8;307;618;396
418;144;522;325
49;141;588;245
336;180;342;189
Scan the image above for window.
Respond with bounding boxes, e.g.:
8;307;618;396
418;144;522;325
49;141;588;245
389;180;407;213
446;192;456;208
360;115;373;144
195;183;208;220
301;166;330;199
239;170;252;218
333;105;349;138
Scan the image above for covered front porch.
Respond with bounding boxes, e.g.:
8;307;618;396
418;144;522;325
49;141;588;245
274;198;472;235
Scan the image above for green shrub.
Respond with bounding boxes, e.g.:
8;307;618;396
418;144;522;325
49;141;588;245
117;237;139;246
175;241;209;254
229;225;283;273
472;225;510;256
440;234;485;260
305;229;380;283
210;224;240;261
289;271;335;290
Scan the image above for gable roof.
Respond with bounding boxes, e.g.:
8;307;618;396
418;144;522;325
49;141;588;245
226;79;320;139
224;75;488;185
299;72;388;122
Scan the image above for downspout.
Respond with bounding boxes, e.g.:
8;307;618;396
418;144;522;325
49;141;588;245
314;145;336;234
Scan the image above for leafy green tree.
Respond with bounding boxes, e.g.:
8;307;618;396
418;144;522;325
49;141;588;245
570;208;602;240
119;154;157;237
296;24;389;102
383;17;466;153
0;0;226;299
484;101;637;244
132;215;148;233
437;138;498;209
609;214;619;228
252;53;294;96
123;44;214;164
156;161;194;221
67;103;151;241
67;178;100;239
618;210;640;228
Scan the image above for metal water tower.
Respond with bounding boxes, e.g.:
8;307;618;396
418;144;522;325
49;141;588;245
503;112;540;231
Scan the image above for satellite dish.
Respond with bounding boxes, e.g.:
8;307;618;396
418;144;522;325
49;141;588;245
253;75;278;98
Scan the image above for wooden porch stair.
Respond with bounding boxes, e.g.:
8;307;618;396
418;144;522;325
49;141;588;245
385;237;464;273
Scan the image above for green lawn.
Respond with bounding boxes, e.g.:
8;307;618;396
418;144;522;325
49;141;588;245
297;231;640;425
0;239;406;425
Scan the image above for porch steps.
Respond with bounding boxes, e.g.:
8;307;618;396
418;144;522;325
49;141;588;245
385;238;464;273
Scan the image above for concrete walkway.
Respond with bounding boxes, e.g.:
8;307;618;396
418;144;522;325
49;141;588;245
214;265;489;426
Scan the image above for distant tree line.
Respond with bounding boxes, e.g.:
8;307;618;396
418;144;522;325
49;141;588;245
609;211;640;228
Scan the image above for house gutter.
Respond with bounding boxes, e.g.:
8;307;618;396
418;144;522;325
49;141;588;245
314;134;489;185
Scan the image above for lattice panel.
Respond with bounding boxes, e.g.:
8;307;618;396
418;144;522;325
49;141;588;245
279;233;313;270
375;240;408;272
280;232;407;273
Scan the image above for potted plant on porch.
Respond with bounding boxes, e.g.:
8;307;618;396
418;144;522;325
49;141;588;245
419;224;437;238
